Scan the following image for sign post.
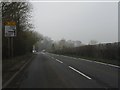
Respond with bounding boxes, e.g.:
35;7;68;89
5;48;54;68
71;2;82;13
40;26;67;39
5;21;16;37
5;21;16;59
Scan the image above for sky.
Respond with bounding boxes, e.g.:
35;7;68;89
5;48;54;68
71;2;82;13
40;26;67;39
31;1;118;44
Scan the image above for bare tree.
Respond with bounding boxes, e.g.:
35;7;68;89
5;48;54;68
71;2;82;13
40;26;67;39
89;40;98;45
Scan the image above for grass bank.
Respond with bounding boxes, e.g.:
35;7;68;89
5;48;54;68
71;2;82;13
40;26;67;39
2;53;35;85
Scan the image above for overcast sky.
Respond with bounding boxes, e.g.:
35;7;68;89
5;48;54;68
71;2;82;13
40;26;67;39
31;1;118;44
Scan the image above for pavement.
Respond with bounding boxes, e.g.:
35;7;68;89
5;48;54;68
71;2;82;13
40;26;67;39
8;52;119;88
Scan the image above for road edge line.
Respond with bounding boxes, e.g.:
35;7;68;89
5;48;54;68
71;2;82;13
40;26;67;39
48;53;120;68
79;58;120;68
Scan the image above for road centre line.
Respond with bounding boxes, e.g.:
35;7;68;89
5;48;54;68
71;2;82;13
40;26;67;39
50;56;63;63
55;59;63;63
68;66;92;80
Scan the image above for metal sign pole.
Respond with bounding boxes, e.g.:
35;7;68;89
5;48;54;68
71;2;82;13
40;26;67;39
8;37;10;58
11;37;13;64
11;37;13;58
5;21;16;60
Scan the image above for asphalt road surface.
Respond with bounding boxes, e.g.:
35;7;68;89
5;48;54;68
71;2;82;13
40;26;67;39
11;52;119;88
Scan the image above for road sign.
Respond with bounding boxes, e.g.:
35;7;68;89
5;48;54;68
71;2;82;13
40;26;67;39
5;21;16;26
5;21;16;37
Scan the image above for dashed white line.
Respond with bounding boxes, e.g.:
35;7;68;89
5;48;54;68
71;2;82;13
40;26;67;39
68;66;92;80
55;59;63;64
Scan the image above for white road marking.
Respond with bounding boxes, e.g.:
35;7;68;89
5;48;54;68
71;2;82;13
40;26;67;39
78;58;120;68
107;64;120;68
79;58;92;62
52;57;54;59
93;61;107;65
49;53;120;68
41;52;46;55
73;57;77;59
55;59;63;63
68;66;92;80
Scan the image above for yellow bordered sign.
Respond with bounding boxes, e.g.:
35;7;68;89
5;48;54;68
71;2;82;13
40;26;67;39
5;21;17;37
5;21;16;26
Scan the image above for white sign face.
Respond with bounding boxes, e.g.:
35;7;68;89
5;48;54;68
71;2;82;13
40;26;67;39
5;26;16;37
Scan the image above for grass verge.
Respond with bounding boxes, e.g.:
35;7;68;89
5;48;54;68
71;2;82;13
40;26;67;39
2;53;35;85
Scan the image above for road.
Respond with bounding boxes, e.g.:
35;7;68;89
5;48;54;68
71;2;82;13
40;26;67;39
11;52;119;88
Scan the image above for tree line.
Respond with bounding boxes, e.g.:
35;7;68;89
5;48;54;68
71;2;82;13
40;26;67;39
51;42;119;61
2;2;42;59
35;37;119;62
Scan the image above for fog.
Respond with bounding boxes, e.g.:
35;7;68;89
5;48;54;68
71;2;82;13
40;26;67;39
31;1;118;44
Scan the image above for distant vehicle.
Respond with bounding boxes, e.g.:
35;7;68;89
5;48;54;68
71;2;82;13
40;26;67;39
32;50;36;53
42;49;46;52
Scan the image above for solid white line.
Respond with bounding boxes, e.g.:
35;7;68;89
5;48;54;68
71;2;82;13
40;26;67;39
69;66;92;80
93;61;120;68
41;52;46;54
93;61;107;65
50;53;120;68
80;58;93;62
73;57;77;59
56;59;63;63
107;64;120;68
79;58;120;68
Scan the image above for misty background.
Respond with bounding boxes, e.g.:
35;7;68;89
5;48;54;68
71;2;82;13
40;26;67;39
31;1;118;44
2;1;119;88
